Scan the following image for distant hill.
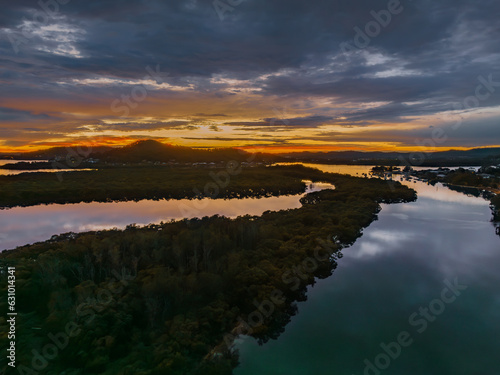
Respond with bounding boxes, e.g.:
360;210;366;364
0;140;280;164
3;140;499;166
430;148;500;159
284;147;500;160
283;148;500;166
0;146;113;160
101;140;273;163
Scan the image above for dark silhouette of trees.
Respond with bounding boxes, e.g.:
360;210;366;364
0;167;416;374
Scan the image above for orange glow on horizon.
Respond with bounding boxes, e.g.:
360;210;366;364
0;137;161;154
236;144;500;154
1;139;499;155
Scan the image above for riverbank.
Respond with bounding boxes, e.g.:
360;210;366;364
234;167;500;375
0;171;416;374
408;167;499;221
0;165;323;209
491;195;500;221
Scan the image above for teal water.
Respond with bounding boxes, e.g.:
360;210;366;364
235;165;500;375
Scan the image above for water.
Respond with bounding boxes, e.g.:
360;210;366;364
1;163;498;373
234;164;500;375
0;181;334;251
0;160;92;175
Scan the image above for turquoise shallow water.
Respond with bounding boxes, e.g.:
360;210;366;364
235;165;500;375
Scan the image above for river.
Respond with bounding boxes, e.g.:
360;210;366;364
234;164;500;375
0;160;93;176
1;164;498;374
0;180;334;251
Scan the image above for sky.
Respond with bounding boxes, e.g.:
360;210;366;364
1;0;500;153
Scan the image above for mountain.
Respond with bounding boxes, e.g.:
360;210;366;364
283;148;500;166
0;146;113;160
3;140;499;166
0;140;279;163
100;140;276;163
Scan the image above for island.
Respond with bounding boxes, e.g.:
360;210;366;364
0;166;416;375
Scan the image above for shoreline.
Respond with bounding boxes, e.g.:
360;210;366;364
0;171;416;374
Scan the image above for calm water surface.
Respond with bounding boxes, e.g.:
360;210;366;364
0;181;334;251
1;164;498;374
0;160;91;175
235;164;500;375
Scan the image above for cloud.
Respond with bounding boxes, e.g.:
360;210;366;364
80;120;195;132
0;107;52;122
1;0;499;150
226;115;335;129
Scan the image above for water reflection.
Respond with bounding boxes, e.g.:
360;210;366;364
235;165;500;375
2;162;498;372
301;163;489;205
0;181;334;251
0;160;92;175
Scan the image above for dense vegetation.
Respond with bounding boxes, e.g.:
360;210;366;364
491;195;500;221
0;165;313;209
413;167;499;189
285;148;500;167
0;167;416;374
0;162;60;170
445;169;499;189
369;166;402;176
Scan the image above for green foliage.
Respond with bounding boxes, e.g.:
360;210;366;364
0;166;308;208
492;195;500;209
439;168;499;189
491;195;500;221
442;169;500;221
0;166;416;374
415;168;499;222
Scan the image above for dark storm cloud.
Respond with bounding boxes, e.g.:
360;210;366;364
182;136;289;144
83;120;195;132
303;115;500;148
3;1;499;72
0;0;499;142
0;107;52;122
331;102;453;126
226;115;335;128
